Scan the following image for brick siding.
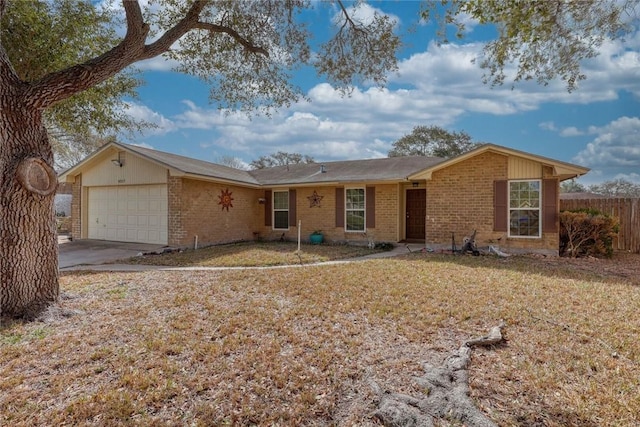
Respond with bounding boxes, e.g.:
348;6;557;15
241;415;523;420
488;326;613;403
169;176;264;247
70;175;82;240
425;153;559;255
261;185;399;245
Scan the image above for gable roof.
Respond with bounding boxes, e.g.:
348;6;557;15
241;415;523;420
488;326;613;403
407;143;589;182
59;141;261;186
248;156;445;186
59;141;589;187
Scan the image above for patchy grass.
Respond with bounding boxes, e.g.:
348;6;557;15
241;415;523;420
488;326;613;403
1;253;639;426
122;241;386;267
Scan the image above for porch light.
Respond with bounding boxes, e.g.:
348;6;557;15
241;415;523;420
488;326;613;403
111;152;124;167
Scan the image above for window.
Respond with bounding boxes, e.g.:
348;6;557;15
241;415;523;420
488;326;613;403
273;190;289;229
509;180;541;237
345;188;365;231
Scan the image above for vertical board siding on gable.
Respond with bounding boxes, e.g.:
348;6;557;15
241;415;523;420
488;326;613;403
366;186;375;228
542;179;558;233
289;189;297;225
508;157;542;179
494;180;508;232
264;190;272;226
83;151;167;186
335;187;344;228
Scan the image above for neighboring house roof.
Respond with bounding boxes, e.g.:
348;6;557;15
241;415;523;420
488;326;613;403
408;143;589;182
560;192;607;199
248;156;445;186
59;141;589;187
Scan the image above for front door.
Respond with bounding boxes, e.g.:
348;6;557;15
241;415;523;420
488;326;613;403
406;189;426;240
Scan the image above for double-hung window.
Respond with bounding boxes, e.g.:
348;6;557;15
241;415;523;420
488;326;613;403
345;188;365;231
509;180;541;237
273;190;289;229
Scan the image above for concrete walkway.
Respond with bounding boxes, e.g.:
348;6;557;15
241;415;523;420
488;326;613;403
59;243;427;272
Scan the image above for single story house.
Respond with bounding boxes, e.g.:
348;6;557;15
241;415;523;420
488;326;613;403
58;141;589;255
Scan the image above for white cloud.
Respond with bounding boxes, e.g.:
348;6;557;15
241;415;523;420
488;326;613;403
559;127;584;137
573;116;640;167
539;121;558;131
332;2;401;29
124;23;640;172
613;172;640;183
125;102;177;135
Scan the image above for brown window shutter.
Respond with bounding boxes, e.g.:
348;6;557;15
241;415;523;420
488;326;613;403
289;189;297;226
264;190;272;227
366;186;376;228
494;180;508;232
542;179;558;233
335;187;344;228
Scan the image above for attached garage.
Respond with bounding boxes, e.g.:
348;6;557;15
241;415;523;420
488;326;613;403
87;185;168;244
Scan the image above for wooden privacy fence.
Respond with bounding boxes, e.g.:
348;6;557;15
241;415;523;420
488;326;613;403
560;198;640;253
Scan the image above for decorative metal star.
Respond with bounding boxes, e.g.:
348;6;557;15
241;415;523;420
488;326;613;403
218;188;234;211
307;190;324;208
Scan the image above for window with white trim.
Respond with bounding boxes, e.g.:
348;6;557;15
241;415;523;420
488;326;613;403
345;188;365;231
509;180;541;237
273;190;289;229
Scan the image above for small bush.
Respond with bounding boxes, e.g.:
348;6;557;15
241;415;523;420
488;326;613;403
374;242;395;251
559;210;619;258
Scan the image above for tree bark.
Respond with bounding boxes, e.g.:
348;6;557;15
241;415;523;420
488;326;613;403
0;87;59;319
0;0;265;318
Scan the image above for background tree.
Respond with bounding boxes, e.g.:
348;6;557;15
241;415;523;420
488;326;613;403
388;125;479;158
560;179;588;194
217;155;249;170
250;152;315;170
51;133;116;171
588;179;640;197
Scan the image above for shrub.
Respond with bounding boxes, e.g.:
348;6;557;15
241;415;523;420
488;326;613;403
374;242;395;251
559;210;619;258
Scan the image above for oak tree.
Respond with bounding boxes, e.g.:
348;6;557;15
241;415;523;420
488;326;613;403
0;0;400;318
426;0;639;91
250;151;315;169
388;125;478;158
0;0;636;318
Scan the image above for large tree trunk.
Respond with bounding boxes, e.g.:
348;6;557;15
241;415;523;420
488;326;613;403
0;0;200;319
0;91;59;319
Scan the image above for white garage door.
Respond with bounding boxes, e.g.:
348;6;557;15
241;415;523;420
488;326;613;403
88;185;168;244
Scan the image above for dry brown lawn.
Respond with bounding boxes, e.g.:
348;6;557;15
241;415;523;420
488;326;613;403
1;250;639;426
122;241;387;267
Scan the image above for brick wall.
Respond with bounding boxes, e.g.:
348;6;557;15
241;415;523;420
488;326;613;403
171;177;264;247
425;153;559;255
262;185;399;245
167;175;186;246
70;175;82;240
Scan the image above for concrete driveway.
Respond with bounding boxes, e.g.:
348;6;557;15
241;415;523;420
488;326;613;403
58;237;167;270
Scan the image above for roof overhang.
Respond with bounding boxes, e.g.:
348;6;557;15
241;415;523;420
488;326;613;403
58;141;262;188
407;144;589;182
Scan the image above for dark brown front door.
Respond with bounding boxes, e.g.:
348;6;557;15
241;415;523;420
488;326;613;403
406;189;426;240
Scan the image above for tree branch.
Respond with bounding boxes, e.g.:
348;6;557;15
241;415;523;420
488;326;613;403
192;22;269;57
21;1;211;110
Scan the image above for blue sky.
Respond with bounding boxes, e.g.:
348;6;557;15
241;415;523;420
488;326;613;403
118;2;639;185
